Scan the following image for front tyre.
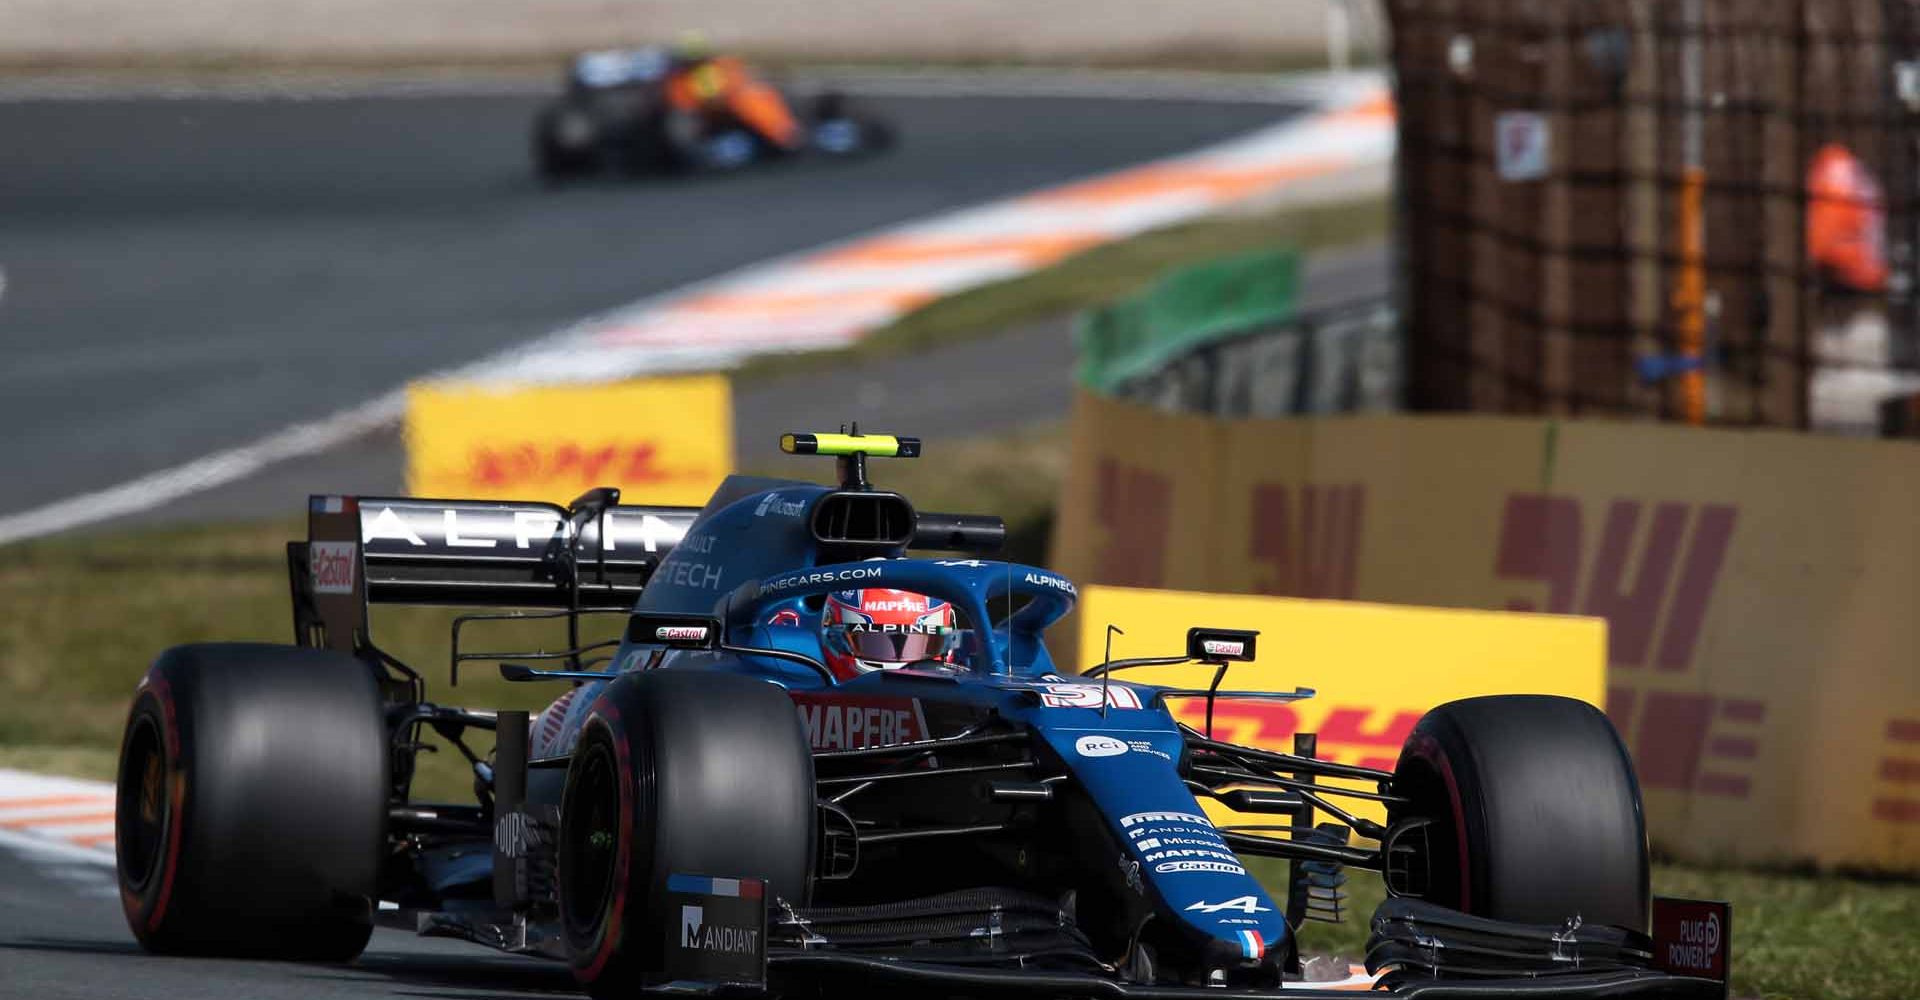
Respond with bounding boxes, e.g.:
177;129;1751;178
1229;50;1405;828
534;101;603;180
560;670;813;998
1386;694;1649;933
116;643;388;959
808;91;894;155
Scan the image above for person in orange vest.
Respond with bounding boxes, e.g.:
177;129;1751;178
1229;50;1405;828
1806;143;1889;294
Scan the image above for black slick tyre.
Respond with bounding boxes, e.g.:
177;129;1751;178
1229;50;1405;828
559;670;814;998
1386;694;1649;933
850;115;896;154
115;643;388;960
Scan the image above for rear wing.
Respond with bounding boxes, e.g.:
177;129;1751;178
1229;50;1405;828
286;486;1007;658
332;492;692;608
287;490;697;655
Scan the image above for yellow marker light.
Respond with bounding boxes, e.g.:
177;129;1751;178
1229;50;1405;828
780;433;921;458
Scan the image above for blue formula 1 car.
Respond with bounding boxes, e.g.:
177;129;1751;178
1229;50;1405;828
112;432;1730;998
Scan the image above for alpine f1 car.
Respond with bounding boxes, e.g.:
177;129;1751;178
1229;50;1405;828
114;431;1731;998
533;47;894;180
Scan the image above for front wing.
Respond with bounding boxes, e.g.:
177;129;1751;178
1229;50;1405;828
765;951;1725;999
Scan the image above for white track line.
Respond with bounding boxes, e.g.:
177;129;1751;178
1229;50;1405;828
0;390;404;546
0;247;764;546
0;72;1389;546
467;74;1392;385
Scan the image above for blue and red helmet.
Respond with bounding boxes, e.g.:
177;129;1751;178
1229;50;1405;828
820;588;959;681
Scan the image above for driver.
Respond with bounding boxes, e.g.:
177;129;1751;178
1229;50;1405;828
663;32;802;152
820;588;962;681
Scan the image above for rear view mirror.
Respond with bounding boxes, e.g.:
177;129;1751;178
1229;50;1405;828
1186;628;1258;663
624;613;722;649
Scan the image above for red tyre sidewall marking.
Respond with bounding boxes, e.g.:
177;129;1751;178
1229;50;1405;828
576;701;632;984
136;673;187;934
1406;731;1471;913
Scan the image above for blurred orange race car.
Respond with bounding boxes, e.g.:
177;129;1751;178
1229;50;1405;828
533;46;895;180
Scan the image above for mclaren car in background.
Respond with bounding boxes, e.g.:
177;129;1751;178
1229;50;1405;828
533;47;894;180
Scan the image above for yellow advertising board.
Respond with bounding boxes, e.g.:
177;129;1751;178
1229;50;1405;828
405;375;732;506
1054;389;1920;869
1077;585;1604;830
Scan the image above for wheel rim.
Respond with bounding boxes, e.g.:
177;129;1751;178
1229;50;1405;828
561;737;621;940
1386;758;1467;912
117;714;168;892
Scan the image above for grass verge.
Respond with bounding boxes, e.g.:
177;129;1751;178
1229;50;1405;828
1268;861;1920;1000
3;482;1917;998
0;426;1067;802
732;195;1390;383
2;189;1910;997
0;188;1377;777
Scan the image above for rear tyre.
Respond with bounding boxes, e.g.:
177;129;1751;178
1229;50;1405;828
1386;695;1649;932
560;670;814;998
116;643;388;959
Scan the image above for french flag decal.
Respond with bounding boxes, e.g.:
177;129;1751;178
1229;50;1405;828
1237;929;1266;959
667;874;765;899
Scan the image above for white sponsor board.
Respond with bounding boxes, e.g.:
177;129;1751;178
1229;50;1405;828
1495;111;1550;182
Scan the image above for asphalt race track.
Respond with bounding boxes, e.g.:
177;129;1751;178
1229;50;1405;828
0;89;1299;525
0;84;1335;996
0;837;572;999
158;241;1388;524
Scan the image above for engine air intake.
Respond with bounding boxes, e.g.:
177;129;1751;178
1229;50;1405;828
812;490;916;555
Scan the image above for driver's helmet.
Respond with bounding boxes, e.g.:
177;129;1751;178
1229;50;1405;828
820;588;959;681
671;30;715;65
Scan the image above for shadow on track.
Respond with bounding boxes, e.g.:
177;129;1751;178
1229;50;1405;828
0;936;145;957
317;951;578;998
0;934;578;999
